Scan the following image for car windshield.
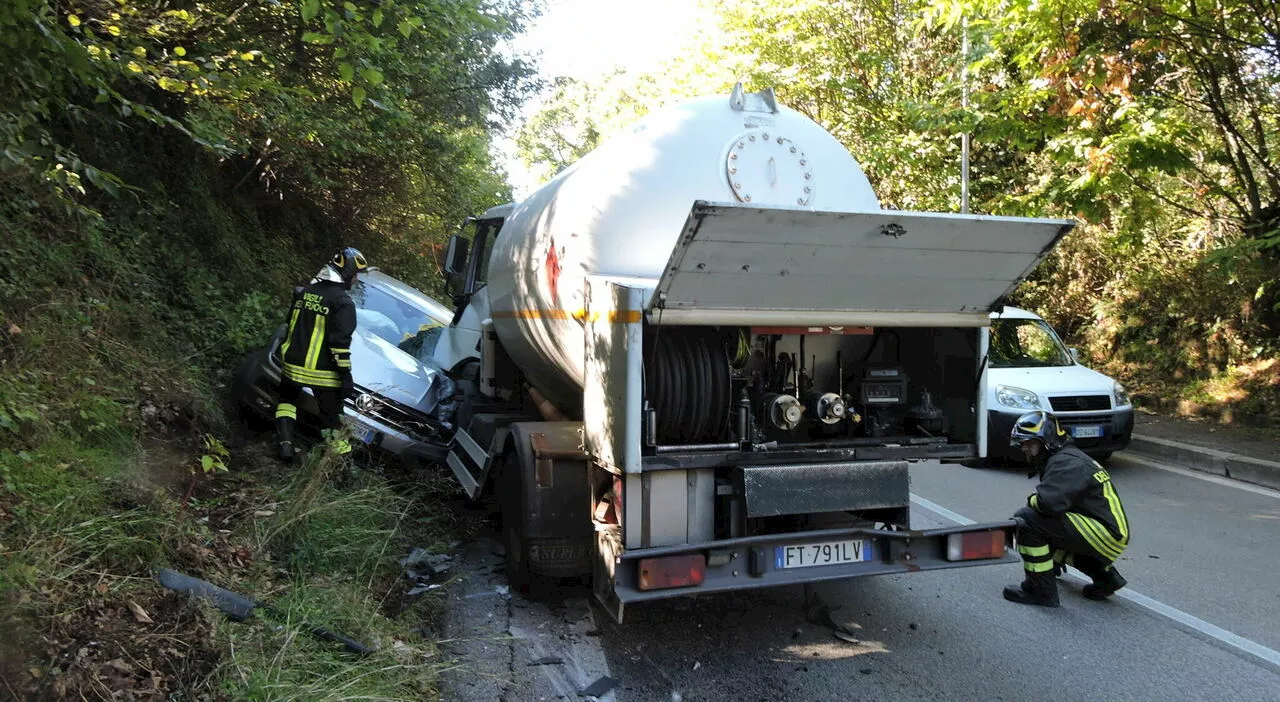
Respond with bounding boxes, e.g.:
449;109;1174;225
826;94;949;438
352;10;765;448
989;318;1073;368
350;280;442;347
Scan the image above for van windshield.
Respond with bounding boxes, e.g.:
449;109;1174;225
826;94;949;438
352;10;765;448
989;318;1073;368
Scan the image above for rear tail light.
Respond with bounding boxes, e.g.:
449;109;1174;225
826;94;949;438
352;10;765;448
637;554;706;591
946;531;1007;561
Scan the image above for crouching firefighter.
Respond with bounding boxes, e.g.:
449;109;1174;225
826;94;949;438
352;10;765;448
274;247;368;461
1004;410;1131;607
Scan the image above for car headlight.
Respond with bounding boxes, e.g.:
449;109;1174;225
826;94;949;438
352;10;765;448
996;385;1041;410
1113;382;1131;407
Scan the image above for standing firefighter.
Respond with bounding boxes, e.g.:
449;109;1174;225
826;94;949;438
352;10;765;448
1004;410;1131;607
274;247;368;461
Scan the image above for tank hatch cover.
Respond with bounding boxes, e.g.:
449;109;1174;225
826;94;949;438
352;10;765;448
726;130;813;207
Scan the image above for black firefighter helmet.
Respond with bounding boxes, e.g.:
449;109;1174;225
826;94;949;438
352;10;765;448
1009;410;1070;452
329;247;368;285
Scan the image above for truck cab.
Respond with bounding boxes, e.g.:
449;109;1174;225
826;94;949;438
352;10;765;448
983;306;1133;461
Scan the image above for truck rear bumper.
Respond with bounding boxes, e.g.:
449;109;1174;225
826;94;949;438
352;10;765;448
609;520;1017;604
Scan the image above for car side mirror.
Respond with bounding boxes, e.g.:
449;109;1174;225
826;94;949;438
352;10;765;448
1069;348;1080;363
445;235;469;277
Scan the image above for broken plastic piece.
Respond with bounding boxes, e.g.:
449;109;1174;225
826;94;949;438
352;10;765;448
580;675;619;698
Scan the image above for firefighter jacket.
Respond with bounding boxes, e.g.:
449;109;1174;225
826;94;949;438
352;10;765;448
279;280;355;389
1027;444;1130;552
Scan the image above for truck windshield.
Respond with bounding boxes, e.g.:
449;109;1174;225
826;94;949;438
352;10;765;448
989;318;1073;368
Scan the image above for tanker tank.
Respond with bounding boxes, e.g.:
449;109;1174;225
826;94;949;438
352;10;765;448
486;85;883;411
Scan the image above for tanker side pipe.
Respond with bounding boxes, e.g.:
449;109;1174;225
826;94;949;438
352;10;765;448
526;383;567;422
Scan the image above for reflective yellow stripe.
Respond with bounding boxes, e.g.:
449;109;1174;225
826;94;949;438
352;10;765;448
282;363;339;381
305;314;326;369
328;439;351;455
275;404;296;419
282;363;342;388
1075;513;1123;559
491;308;643;324
1067;512;1114;559
1024;560;1055;573
1103;481;1129;540
1068;513;1122;560
1030;494;1042;512
281;309;300;358
1018;543;1050;558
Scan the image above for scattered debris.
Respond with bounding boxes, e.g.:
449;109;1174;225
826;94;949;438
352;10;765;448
528;656;564;666
579;675;619;698
692;661;701;671
859;668;873;675
126;601;154;624
832;630;860;645
154;568;374;655
908;622;919;631
495;585;510;596
400;547;454;598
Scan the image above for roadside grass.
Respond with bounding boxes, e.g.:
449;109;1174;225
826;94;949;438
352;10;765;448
1;173;456;698
2;422;453;699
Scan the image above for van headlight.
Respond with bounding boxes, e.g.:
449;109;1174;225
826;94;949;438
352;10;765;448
996;385;1041;410
1113;383;1131;407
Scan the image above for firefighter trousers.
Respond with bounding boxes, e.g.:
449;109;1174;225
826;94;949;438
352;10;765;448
1012;505;1127;578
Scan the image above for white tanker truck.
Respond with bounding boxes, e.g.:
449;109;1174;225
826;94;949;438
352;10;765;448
428;85;1073;621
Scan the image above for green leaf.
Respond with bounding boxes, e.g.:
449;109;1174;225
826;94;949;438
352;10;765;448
339;62;354;82
301;0;320;22
344;2;358;12
360;67;383;86
372;8;384;27
397;19;412;37
301;32;331;44
352;85;366;106
201;455;213;471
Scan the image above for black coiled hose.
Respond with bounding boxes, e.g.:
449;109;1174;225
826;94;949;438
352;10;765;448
644;327;732;444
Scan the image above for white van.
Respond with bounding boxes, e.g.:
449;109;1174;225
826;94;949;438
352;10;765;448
984;307;1133;462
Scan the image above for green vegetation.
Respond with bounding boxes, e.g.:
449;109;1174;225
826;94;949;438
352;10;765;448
1;0;535;697
517;0;1280;425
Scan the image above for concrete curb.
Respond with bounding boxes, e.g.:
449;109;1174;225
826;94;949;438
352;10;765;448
1129;434;1280;491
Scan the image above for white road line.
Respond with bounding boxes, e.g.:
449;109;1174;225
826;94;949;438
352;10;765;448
1120;453;1280;499
910;493;1280;671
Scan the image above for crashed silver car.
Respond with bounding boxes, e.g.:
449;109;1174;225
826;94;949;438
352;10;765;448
232;269;457;463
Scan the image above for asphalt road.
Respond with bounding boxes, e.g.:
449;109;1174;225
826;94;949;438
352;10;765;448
441;452;1280;701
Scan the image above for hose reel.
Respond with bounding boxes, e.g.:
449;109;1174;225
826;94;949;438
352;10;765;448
644;327;733;444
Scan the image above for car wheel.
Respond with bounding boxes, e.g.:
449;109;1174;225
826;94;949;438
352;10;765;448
230;348;274;430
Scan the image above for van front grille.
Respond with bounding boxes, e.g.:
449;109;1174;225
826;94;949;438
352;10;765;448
1049;395;1111;412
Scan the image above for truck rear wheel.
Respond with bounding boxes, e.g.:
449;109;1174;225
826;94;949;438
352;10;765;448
496;452;533;591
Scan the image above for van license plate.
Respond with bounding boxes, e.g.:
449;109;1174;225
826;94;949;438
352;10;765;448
776;540;871;569
1071;425;1104;439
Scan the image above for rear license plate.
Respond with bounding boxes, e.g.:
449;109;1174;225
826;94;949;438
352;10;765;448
1070;425;1104;439
775;540;871;569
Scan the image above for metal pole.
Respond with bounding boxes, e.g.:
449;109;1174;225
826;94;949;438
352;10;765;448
960;19;970;214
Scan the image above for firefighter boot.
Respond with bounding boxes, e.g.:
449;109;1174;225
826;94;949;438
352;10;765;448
1002;571;1061;608
276;417;296;463
1070;555;1127;600
1082;565;1127;600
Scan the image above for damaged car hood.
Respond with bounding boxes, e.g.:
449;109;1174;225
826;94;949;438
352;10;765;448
350;328;454;416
